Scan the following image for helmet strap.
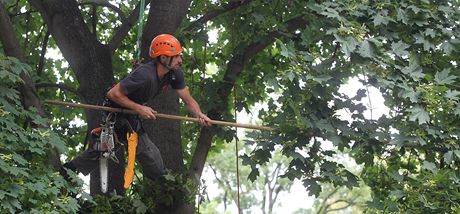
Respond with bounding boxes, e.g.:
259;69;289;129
157;55;176;70
168;56;174;67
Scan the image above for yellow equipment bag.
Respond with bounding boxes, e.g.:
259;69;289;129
124;131;138;189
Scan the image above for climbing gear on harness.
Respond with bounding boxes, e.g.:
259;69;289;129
124;131;138;189
94;112;119;193
92;113;119;163
149;34;183;58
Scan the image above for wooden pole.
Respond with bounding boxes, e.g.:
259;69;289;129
45;100;275;131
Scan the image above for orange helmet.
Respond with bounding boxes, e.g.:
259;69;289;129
149;34;183;58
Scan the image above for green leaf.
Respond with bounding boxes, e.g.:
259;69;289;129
248;168;259;182
445;90;460;100
277;39;295;58
441;41;455;54
12;154;27;165
455;104;460;116
392;41;409;57
253;149;271;163
345;171;358;188
164;173;175;181
373;11;392;26
434;69;457;85
454;150;460;158
401;63;424;80
388;171;403;182
315;119;335;133
321;161;337;172
444;151;453;164
358;40;375;58
252;13;265;23
320;7;341;20
305;74;332;83
390;190;405;200
397;8;408;24
335;35;359;56
422;161;437;173
398;83;419;103
408;106;430;125
424;28;436;38
133;199;148;213
303;179;321;197
414;34;434;51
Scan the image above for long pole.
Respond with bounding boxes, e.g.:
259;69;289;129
45;100;275;131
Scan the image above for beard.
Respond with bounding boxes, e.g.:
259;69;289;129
168;63;181;72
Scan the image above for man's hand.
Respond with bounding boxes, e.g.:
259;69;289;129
196;113;212;126
136;105;157;120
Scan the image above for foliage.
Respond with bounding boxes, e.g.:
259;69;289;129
0;55;80;213
78;170;197;213
240;0;460;212
79;193;149;214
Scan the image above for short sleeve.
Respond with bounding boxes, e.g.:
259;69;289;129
171;70;186;90
120;66;150;95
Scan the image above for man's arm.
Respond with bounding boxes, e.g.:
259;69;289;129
106;83;157;119
176;87;212;126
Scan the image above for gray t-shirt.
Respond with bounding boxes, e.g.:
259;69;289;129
120;62;186;104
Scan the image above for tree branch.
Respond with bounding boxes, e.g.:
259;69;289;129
326;199;355;213
269;163;281;190
108;1;148;54
316;187;339;214
36;82;79;95
79;0;125;19
184;0;255;32
223;15;308;83
37;30;50;76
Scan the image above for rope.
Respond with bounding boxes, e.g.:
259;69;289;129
230;13;241;214
197;2;209;213
134;0;146;62
234;85;241;214
201;0;209;94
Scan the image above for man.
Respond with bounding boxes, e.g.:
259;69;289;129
61;34;211;192
107;34;211;125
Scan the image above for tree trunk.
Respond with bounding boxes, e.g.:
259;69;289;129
140;0;192;212
28;0;117;194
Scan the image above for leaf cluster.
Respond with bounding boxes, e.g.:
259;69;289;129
0;55;80;213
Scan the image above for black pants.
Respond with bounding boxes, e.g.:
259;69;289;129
66;117;165;181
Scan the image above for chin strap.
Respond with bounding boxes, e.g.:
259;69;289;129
157;56;174;70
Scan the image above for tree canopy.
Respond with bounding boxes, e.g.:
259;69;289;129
1;0;460;213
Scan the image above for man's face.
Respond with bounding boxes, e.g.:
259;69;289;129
162;54;182;71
